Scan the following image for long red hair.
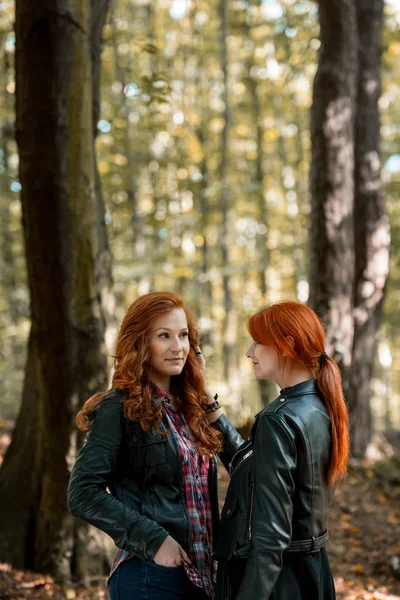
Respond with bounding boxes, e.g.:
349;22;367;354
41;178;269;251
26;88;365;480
77;292;222;456
248;301;349;485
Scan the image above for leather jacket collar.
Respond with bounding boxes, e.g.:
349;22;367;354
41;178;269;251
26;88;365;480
279;379;318;399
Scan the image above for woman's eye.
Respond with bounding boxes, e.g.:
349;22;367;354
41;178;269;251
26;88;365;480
180;332;188;338
159;333;169;338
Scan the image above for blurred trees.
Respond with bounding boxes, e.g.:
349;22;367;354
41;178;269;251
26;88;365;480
0;0;399;508
0;0;113;578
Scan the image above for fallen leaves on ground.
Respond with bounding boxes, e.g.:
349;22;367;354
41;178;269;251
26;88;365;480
0;563;107;600
327;459;400;600
0;458;399;599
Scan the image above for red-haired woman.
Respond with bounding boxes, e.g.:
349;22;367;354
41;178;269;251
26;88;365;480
68;292;241;600
212;301;349;600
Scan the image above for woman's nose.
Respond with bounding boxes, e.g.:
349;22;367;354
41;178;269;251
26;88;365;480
170;338;182;352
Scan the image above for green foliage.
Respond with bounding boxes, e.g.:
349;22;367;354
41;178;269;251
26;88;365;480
0;0;399;426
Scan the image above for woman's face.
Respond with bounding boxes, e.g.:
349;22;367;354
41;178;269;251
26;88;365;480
246;341;281;382
147;308;190;384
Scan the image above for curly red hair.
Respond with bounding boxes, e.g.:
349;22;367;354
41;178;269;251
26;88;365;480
248;301;349;485
77;291;222;456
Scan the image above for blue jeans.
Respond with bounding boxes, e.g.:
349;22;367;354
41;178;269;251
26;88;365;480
109;558;210;600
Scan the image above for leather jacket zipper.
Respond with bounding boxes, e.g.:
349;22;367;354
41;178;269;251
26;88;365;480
247;481;255;540
228;441;251;475
229;446;253;477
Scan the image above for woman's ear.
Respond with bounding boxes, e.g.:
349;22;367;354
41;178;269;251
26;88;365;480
286;335;295;349
285;336;295;351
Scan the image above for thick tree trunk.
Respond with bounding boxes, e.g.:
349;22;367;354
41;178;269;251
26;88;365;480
309;0;358;369
348;0;390;457
0;0;112;579
310;0;389;456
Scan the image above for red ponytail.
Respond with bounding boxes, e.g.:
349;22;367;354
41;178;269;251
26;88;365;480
248;301;349;485
317;357;349;484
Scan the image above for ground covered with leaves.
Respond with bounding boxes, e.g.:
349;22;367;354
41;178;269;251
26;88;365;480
327;460;400;600
0;430;399;599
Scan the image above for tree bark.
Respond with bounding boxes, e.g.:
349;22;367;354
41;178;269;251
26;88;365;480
310;0;389;456
309;0;358;369
0;0;112;579
348;0;390;457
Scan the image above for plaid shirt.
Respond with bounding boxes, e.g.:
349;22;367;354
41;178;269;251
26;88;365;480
110;386;215;597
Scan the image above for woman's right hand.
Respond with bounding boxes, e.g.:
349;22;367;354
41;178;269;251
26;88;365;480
195;346;206;375
153;535;191;567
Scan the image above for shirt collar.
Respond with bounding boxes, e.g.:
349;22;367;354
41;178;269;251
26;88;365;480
150;381;172;405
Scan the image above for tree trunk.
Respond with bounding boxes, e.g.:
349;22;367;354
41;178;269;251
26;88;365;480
193;40;213;341
347;0;390;457
245;47;275;408
310;0;389;456
0;122;18;320
109;11;139;236
0;0;112;579
309;0;358;369
219;0;235;381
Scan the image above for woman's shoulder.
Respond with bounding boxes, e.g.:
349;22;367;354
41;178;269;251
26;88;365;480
91;388;127;417
258;386;329;437
101;387;127;404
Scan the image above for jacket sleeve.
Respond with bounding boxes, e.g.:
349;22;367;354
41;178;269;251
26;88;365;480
212;414;244;470
236;413;297;600
67;397;169;562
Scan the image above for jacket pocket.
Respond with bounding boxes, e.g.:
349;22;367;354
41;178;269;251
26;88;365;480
221;496;240;520
128;437;168;469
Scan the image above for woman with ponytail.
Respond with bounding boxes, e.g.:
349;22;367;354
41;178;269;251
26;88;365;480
213;301;349;600
67;292;241;600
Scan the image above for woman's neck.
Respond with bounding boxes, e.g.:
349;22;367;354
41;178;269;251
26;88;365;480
275;366;313;391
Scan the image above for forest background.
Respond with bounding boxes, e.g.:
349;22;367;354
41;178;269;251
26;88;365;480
0;0;400;598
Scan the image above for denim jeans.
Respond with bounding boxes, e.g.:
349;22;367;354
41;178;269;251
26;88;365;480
109;558;210;600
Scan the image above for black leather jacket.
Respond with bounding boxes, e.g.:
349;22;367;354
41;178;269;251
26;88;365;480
67;389;240;563
213;380;333;600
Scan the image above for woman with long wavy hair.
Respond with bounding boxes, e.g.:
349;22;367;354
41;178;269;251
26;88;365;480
68;291;241;600
213;301;349;600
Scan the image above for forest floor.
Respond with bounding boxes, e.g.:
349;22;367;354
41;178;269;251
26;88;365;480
0;428;400;600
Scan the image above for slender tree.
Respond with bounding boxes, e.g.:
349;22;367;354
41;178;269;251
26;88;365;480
0;0;113;579
219;0;236;381
348;0;390;456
